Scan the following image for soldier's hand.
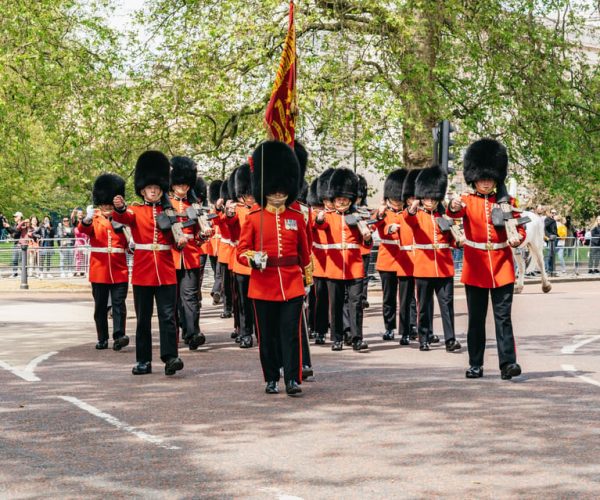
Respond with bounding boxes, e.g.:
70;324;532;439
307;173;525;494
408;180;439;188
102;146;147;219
113;195;125;210
509;236;522;248
449;197;462;212
215;198;224;210
316;210;326;224
177;236;188;248
377;202;386;218
409;199;420;213
388;223;399;234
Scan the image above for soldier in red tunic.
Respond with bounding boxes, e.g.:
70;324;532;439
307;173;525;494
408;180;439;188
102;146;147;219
374;169;410;343
79;174;130;351
405;165;462;352
213;181;235;320
315;168;373;351
168;156;206;351
207;180;224;305
237;141;311;396
113;151;185;376
448;139;525;380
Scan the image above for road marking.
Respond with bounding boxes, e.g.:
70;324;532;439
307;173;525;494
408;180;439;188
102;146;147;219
562;364;600;389
58;396;181;451
0;351;57;382
561;335;600;354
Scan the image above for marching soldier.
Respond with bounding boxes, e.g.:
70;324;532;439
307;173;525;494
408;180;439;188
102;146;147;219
207;180;224;305
374;169;409;342
113;151;184;376
169;156;206;350
213;180;235;320
357;174;372;309
79;174;130;351
315;168;372;351
237;140;311;396
448;138;524;380
405;165;461;352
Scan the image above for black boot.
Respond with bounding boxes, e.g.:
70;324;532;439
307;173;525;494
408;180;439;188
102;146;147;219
239;335;253;348
132;361;152;375
465;366;483;378
315;334;326;345
382;330;395;341
164;357;184;376
113;335;129;351
352;338;369;351
188;333;206;351
445;338;461;352
399;336;410;345
500;363;522;380
285;380;302;396
95;340;109;350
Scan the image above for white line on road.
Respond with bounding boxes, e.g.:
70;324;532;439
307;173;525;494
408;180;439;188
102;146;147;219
561;335;600;355
58;396;181;451
0;351;57;382
561;364;600;389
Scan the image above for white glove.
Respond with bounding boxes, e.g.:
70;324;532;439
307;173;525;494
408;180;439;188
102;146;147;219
388;224;399;234
83;205;95;223
304;286;311;296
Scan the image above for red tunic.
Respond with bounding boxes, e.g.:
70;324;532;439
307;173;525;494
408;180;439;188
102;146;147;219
112;203;177;286
237;206;310;302
374;209;404;273
213;211;234;265
231;203;254;276
448;192;525;288
311;210;329;278
404;208;454;278
78;213;129;284
168;195;203;270
314;210;372;280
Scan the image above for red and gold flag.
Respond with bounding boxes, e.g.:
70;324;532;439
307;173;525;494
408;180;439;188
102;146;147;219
264;1;296;147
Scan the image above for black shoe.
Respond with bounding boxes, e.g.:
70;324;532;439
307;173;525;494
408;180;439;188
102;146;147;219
399;336;410;346
113;335;129;351
239;335;253;348
465;366;483;378
302;366;314;379
95;340;109;350
445;338;462;352
285;380;302;396
419;343;430;351
315;334;326;345
265;381;279;394
501;363;522;380
230;330;238;339
362;300;370;309
409;326;417;340
182;336;190;345
164;357;184;376
308;330;316;340
382;330;395;341
212;292;222;305
352;339;369;351
343;330;352;346
132;361;152;375
188;333;206;350
428;334;440;344
331;341;343;351
220;311;232;319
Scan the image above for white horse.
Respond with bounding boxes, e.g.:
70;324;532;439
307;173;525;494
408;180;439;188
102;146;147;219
513;210;552;294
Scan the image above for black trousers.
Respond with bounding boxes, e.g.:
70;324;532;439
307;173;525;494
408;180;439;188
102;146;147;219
312;277;329;335
465;283;517;369
300;300;312;366
176;268;200;339
219;262;233;314
399;276;415;338
379;271;399;331
329;278;363;342
415;277;455;343
361;254;371;303
92;282;128;342
235;273;254;337
209;255;221;296
133;284;178;363
231;271;240;331
307;284;316;332
197;254;207;305
254;296;303;384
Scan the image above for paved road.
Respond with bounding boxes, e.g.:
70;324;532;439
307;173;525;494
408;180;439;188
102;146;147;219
1;281;599;498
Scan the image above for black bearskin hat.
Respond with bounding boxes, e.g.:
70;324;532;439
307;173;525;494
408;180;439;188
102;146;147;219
235;163;252;197
415;165;448;201
250;141;300;207
134;150;170;197
329;167;358;203
307;178;320;207
227;167;239;200
93;173;125;206
463;138;508;185
383;169;407;201
219;177;230;201
402;169;420;200
357;174;368;206
208;180;223;204
294;141;308;180
298;180;309;204
317;168;336;202
194;176;208;204
170;156;197;189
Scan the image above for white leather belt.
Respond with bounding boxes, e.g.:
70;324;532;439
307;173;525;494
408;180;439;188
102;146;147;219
313;243;361;250
465;240;509;250
135;243;172;251
90;247;126;254
220;238;238;246
379;239;413;250
413;243;450;250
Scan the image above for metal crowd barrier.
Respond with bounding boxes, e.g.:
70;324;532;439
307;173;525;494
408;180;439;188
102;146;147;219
1;237;598;289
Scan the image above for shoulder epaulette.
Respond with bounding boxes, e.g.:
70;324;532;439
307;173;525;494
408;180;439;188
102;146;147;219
131;202;143;207
288;206;302;215
248;206;261;215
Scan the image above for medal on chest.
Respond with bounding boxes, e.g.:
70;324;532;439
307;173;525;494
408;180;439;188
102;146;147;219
284;218;298;231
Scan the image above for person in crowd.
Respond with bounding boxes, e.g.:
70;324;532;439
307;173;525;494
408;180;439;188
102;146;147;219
72;208;89;277
588;215;600;273
556;215;567;274
544;208;558;275
36;216;55;278
27;215;41;276
57;215;75;277
4;212;26;277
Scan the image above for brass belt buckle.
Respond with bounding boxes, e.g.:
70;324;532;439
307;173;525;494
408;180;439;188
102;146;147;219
151;243;159;251
341;243;347;250
108;248;113;254
486;242;493;251
432;243;439;250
